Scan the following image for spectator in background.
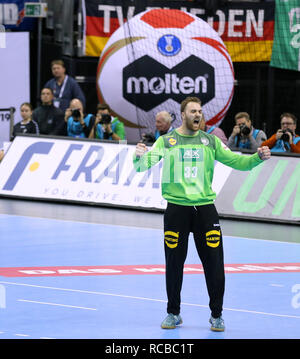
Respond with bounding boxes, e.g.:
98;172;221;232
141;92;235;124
199;114;228;145
44;59;86;113
154;111;175;139
32;87;65;136
141;111;174;144
227;112;267;152
261;113;300;153
89;103;126;141
12;103;39;139
65;98;95;138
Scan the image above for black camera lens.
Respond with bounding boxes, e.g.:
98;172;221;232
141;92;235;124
240;124;251;136
281;129;292;142
142;133;156;144
72;109;81;118
99;114;111;124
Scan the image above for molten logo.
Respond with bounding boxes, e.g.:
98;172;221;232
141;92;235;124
123;55;215;111
127;74;208;95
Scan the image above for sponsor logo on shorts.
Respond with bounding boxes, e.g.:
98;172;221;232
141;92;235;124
164;231;179;248
205;230;221;248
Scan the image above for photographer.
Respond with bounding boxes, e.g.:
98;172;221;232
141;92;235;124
228;112;267;152
89;103;125;141
65;98;95;138
261;113;300;153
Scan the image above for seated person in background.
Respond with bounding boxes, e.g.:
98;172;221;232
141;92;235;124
261;112;300;153
199;114;228;144
141;111;174;144
65;98;95;138
154;111;174;139
228;112;267;151
12;103;39;139
89;103;126;141
32;87;65;136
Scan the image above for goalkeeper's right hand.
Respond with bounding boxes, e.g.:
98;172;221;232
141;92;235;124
135;142;148;158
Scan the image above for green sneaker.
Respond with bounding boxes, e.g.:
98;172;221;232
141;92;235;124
209;316;225;332
161;313;183;329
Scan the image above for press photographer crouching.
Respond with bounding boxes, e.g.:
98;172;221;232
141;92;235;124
261;113;300;153
89;103;126;141
65;98;95;138
228;112;267;152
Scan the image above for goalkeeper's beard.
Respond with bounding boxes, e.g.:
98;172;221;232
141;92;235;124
185;116;201;132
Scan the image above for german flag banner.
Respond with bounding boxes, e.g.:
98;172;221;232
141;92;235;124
82;0;275;62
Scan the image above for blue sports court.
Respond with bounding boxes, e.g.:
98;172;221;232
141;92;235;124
0;199;299;339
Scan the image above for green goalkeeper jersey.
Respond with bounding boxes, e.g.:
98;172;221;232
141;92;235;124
133;129;263;206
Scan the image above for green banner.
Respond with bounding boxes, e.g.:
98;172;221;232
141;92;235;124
270;0;300;71
215;154;300;224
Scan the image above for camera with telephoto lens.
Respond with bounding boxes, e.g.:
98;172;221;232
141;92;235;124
141;133;156;145
99;114;111;125
72;109;81;121
281;128;293;142
239;124;251;136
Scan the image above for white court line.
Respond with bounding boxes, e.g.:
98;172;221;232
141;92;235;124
1;281;300;320
0;330;55;339
18;299;97;311
15;333;29;337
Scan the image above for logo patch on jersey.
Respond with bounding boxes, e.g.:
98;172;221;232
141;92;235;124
201;137;209;146
164;231;179;249
205;230;221;248
183;149;201;159
168;137;177;146
179;148;203;162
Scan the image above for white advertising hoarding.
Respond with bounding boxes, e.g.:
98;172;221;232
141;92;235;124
1;135;299;224
0;135;231;210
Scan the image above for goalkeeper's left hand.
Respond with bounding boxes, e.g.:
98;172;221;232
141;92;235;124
257;146;271;161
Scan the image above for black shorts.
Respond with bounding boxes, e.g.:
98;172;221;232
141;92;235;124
163;202;225;317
